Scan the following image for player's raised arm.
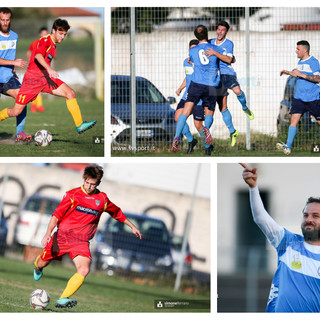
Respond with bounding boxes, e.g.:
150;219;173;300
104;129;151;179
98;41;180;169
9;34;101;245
240;163;257;188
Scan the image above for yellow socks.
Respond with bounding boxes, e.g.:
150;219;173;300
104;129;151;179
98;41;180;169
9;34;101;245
59;273;85;299
66;98;83;127
0;108;9;121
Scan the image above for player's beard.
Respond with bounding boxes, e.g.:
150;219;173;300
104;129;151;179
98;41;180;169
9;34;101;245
0;22;10;33
301;223;320;242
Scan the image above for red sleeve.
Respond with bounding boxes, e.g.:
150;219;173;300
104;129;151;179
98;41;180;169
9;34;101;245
34;37;50;57
28;39;37;52
52;191;72;221
105;197;127;222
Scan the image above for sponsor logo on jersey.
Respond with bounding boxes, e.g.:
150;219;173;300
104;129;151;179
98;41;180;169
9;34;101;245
76;205;99;216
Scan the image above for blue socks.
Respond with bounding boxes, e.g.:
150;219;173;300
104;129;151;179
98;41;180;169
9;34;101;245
174;114;188;140
16;106;27;134
182;123;193;143
204;114;213;129
286;126;297;149
221;109;235;134
237;91;247;110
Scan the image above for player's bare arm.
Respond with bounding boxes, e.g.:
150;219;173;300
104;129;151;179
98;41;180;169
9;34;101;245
240;163;257;188
123;218;143;239
0;57;27;68
205;48;233;64
35;53;59;78
280;70;290;76
176;78;186;96
290;69;320;83
41;215;59;247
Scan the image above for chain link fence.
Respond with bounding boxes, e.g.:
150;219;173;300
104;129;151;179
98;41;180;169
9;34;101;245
111;7;320;155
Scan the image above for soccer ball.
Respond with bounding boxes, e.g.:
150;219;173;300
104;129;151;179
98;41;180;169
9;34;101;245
30;289;50;310
34;129;52;147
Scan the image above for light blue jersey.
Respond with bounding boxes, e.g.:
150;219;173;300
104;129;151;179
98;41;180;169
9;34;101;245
210;38;236;76
189;42;220;87
266;229;320;312
0;30;18;83
295;56;320;102
182;58;195;100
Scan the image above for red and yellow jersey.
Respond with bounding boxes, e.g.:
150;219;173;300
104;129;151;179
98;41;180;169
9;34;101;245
27;34;57;77
52;186;127;242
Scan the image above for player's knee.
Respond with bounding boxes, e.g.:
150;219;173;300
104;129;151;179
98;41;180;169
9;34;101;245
66;88;76;100
77;265;90;277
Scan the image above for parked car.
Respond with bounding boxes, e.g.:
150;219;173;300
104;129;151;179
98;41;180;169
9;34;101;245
170;234;192;276
14;194;60;247
277;75;316;133
94;213;174;275
0;209;8;256
111;75;176;144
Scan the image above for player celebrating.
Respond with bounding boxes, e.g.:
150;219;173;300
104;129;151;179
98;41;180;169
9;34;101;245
0;18;96;134
241;162;320;312
171;25;220;153
0;7;31;141
26;27;48;113
33;164;142;309
206;20;254;121
277;40;320;155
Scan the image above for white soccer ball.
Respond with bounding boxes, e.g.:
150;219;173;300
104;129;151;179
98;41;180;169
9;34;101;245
34;129;52;147
30;289;50;310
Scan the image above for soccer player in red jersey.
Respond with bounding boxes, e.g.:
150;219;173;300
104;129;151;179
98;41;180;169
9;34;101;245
0;18;96;134
26;27;48;113
33;164;142;309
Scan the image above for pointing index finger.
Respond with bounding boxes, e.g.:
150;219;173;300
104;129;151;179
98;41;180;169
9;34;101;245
239;163;248;169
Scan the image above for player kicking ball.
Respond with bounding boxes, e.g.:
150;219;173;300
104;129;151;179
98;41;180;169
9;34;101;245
0;18;96;134
33;164;142;308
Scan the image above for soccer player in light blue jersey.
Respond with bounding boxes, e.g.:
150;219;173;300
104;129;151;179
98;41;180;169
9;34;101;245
206;21;254;121
175;39;203;154
241;163;320;312
0;7;31;141
171;25;220;153
278;40;320;155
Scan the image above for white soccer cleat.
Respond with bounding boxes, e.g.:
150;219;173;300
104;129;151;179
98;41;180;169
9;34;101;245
276;142;291;155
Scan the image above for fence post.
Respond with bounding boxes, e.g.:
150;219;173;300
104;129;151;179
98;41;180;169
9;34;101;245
130;7;137;152
245;7;251;150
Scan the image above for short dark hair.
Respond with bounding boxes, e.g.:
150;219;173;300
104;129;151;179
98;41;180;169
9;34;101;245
52;18;70;32
194;25;208;41
189;39;199;48
217;20;230;32
305;197;320;207
297;40;310;53
83;164;104;183
0;7;12;17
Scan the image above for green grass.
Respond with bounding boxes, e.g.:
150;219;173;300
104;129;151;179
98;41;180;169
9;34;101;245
0;256;210;312
111;132;319;157
0;98;104;157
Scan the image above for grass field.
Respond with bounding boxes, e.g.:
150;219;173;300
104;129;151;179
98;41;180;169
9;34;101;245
0;256;210;313
111;132;320;157
0;98;104;157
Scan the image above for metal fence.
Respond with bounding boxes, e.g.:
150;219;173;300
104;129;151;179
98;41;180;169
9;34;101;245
111;7;320;154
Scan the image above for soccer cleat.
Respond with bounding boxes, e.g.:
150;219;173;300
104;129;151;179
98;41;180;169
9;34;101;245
36;106;46;112
243;107;254;120
171;137;180;153
187;138;198;154
33;267;43;281
205;145;214;156
276;142;291;155
30;103;37;113
230;130;239;147
55;298;77;309
76;120;97;134
203;126;212;145
15;131;32;142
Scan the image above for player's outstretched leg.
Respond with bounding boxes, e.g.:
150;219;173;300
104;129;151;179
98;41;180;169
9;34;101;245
66;98;97;134
33;255;43;281
236;91;254;120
